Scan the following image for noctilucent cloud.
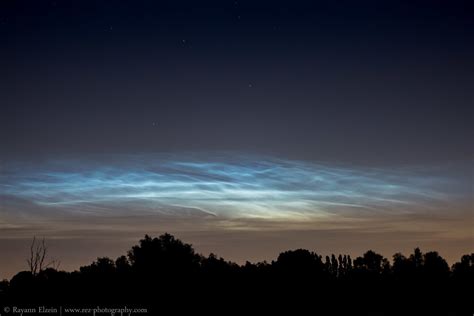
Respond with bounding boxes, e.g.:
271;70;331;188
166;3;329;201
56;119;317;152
0;153;462;224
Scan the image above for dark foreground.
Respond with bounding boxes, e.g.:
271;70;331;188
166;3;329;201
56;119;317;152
1;234;472;315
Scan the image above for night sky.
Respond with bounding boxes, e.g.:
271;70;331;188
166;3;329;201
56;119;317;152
1;0;473;278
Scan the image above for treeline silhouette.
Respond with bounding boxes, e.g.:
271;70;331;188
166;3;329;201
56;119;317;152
0;233;472;315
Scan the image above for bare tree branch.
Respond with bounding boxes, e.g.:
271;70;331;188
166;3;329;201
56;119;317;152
27;236;58;275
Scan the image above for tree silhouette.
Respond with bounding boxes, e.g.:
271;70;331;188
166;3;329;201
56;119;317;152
275;249;324;276
80;257;116;275
410;247;424;269
115;255;131;274
452;253;474;279
1;233;472;315
127;233;201;282
423;251;449;278
353;250;386;275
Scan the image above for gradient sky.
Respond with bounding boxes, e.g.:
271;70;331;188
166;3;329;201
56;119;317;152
0;0;473;278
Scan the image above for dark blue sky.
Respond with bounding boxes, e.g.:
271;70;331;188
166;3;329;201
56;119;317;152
1;0;473;165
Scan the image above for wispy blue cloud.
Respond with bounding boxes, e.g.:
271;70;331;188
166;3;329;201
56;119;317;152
0;154;461;222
